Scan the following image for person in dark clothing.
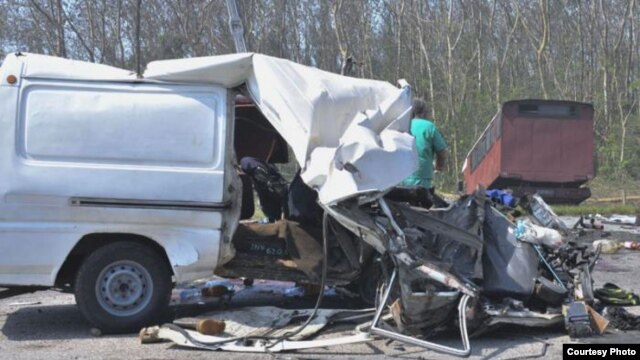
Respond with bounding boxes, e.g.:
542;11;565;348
240;157;289;223
287;170;323;226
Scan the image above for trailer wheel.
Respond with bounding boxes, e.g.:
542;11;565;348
74;241;172;333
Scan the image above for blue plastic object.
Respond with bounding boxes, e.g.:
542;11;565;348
486;189;516;207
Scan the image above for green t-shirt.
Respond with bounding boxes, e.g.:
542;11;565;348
402;118;448;189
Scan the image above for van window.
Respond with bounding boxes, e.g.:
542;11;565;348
18;83;223;168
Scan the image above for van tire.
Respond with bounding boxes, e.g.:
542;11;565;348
74;241;172;333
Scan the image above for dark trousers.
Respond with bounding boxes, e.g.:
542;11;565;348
240;157;288;221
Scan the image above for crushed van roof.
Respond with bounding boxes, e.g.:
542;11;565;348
3;52;415;205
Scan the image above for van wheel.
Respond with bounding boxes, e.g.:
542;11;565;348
74;241;172;333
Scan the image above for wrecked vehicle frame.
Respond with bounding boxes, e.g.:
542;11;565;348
155;191;597;356
0;52;598;357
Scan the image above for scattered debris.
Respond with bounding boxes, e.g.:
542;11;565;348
565;302;593;338
524;194;570;231
594;239;640;253
593;239;622;254
624;240;640;250
201;285;230;298
595;283;640;306
606;215;639;226
586;305;609;335
604;307;640;331
515;219;564;248
139;326;165;344
480;299;563;329
591;214;639;226
196;319;226;336
156;324;371;352
154;190;628;357
171;279;239;305
159;307;375;352
576;216;604;230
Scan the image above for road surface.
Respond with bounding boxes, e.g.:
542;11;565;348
2;220;640;359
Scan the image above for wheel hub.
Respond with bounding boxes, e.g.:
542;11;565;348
96;260;154;316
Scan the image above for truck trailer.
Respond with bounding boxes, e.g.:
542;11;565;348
463;99;595;204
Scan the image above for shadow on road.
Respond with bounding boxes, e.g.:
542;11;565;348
1;282;364;342
2;303;94;341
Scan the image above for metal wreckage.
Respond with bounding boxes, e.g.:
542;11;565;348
1;51;622;355
131;54;605;356
152;190;602;356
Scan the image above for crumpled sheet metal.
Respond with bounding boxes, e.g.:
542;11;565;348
469;307;564;338
15;52;418;206
159;306;374;352
483;307;564;325
145;53;416;205
156;325;371;352
174;306;335;341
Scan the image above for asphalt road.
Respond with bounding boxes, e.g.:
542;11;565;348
2;222;640;360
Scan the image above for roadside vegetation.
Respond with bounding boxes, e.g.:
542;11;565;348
2;1;639;212
553;204;640;216
2;1;640;194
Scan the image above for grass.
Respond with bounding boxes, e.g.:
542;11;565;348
552;203;640;216
553;175;640;215
587;176;640;200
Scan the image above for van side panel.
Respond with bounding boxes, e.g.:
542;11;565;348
0;78;228;286
15;80;226;203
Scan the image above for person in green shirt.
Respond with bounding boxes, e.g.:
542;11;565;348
402;98;448;193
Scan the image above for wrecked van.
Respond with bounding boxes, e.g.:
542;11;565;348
0;52;415;332
1;53;597;356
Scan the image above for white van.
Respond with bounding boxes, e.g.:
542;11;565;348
0;52;415;333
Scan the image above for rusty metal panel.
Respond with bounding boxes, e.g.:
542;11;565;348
464;137;502;193
464;100;595;203
500;100;595;184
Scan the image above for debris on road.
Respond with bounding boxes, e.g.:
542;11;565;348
195;319;226;336
594;239;640;253
201;285;232;298
139;326;165;344
582;214;640;228
604;307;640;331
624;241;640;250
595;283;640;306
171;279;239;306
600;215;639;226
565;302;595;338
593;239;622;254
514;219;564;248
155;191;637;357
156;307;374;352
576;216;605;230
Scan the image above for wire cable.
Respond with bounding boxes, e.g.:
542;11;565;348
159;211;331;351
264;210;330;349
